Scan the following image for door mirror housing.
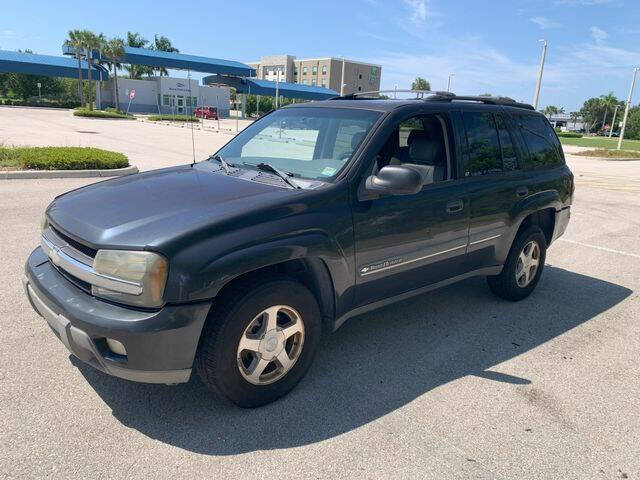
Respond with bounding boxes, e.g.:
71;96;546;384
365;165;424;196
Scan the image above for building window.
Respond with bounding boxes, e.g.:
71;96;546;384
163;95;171;106
303;66;308;75
312;65;317;74
322;65;327;75
358;86;361;91
312;79;317;86
302;79;306;85
321;79;326;87
359;74;362;79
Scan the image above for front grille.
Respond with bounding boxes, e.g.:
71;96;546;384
54;263;92;293
50;225;97;259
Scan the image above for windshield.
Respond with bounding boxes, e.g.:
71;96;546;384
215;107;381;181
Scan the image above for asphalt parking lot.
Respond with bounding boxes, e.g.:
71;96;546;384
1;107;639;479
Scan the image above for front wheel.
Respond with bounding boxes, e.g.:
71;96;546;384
487;226;547;301
196;277;322;408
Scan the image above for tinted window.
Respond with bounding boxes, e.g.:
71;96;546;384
517;114;564;168
495;114;518;171
463;112;502;176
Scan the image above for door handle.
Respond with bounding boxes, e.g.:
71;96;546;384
446;199;463;213
516;186;529;198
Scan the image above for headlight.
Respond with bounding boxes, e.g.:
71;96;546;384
92;250;168;308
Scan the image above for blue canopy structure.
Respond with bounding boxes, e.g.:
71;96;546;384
0;49;108;80
202;75;337;101
63;45;254;77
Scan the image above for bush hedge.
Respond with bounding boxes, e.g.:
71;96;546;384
573;148;640;159
0;146;129;170
73;108;133;119
147;114;200;122
0;98;80;108
556;131;583;138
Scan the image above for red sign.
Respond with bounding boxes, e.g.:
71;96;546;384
129;89;136;100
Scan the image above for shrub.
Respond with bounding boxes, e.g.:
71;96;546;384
556;131;582;138
573;149;640;159
0;146;129;170
147;114;200;122
0;98;80;108
73;108;133;119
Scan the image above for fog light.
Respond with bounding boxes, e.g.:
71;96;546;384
106;338;127;356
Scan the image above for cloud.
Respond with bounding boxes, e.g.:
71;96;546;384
530;16;561;29
404;0;429;25
590;26;609;44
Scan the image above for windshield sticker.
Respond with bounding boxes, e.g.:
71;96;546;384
321;167;337;176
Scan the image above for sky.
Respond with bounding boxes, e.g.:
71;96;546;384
2;0;640;112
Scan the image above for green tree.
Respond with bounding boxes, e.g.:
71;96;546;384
570;111;580;128
5;73;62;100
479;93;492;97
579;97;605;132
599;91;622;131
411;77;430;91
150;35;179;76
541;105;560;117
63;29;86;104
624;106;640;140
124;32;149;79
102;37;125;112
79;30;105;110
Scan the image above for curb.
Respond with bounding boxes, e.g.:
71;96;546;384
0;165;139;180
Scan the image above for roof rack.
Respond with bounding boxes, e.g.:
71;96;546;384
330;90;535;110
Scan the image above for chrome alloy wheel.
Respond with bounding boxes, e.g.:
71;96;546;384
515;240;540;288
237;305;305;385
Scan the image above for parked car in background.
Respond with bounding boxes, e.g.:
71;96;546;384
194;106;218;119
24;91;573;408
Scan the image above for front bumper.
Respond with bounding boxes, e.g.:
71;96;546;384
24;247;211;384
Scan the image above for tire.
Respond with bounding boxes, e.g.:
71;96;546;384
487;226;547;301
196;276;322;408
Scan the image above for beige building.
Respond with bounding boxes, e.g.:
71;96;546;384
248;55;381;95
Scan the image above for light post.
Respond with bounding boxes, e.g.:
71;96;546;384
340;57;346;96
446;73;454;92
609;104;620;138
617;67;639;150
394;84;398;99
533;39;548;110
37;82;41;102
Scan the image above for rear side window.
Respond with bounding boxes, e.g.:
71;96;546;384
495;114;518;171
517;114;564;169
462;112;502;176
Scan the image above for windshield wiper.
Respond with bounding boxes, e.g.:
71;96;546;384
210;154;234;174
256;163;302;189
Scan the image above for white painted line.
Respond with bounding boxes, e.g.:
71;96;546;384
558;238;640;259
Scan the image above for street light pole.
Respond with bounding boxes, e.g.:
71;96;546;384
617;66;639;150
533;39;548;110
446;73;454;92
609;104;620;138
340;57;346;96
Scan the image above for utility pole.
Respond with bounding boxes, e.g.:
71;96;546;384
275;67;280;109
446;73;454;92
340;57;346;96
394;84;398;99
533;39;547;110
609;104;620;138
617;66;639;150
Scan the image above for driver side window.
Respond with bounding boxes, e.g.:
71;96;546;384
376;114;452;186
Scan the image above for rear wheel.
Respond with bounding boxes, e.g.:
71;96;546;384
487;226;547;301
196;277;321;408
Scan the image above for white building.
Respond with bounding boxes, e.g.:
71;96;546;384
99;76;231;116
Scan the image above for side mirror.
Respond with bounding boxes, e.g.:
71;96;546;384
365;165;424;196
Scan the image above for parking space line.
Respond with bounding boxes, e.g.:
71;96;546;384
558;238;640;259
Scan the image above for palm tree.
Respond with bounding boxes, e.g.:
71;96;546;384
541;105;559;118
102;37;125;112
570;112;580;128
63;29;85;105
150;35;179;76
125;32;148;79
599;92;620;131
79;31;105;110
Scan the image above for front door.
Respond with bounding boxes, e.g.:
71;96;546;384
352;112;470;307
176;96;184;114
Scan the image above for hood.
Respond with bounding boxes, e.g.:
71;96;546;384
47;163;298;251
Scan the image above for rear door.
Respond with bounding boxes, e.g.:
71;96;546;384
459;108;528;270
